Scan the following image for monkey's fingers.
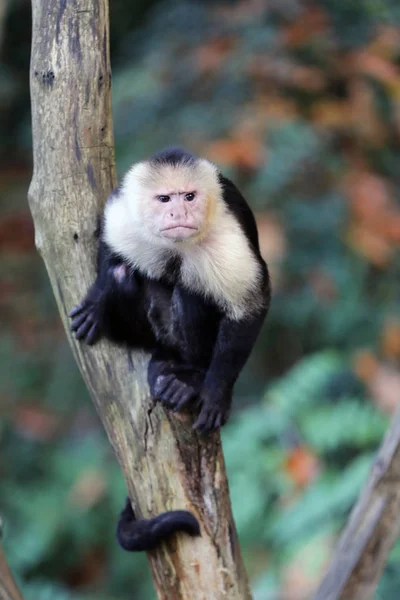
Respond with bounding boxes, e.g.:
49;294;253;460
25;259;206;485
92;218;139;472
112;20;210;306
85;322;101;345
70;311;89;331
69;300;89;318
74;315;94;340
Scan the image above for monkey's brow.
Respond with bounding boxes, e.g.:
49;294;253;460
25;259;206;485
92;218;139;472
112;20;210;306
157;190;196;196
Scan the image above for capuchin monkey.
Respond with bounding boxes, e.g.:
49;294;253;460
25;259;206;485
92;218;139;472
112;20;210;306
69;147;270;551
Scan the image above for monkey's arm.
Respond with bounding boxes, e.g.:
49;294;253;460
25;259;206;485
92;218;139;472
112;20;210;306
193;309;267;434
69;239;135;344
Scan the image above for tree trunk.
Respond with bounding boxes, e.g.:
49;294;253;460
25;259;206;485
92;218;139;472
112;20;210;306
28;1;251;598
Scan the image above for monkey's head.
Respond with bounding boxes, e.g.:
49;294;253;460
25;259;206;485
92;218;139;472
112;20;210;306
121;155;222;244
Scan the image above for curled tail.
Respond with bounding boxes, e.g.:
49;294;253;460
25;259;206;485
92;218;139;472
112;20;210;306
116;498;200;552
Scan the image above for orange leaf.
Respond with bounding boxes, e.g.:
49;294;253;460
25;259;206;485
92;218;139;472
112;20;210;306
346;224;393;267
352;50;399;84
368;364;400;414
291;66;326;92
312;100;352;129
252;95;298;121
65;548;107;587
345;171;391;223
377;212;400;243
349;80;387;145
206;136;265;170
283;6;328;47
352;349;379;383
344;171;400;246
194;36;236;73
284;446;320;488
367;26;400;60
381;320;400;360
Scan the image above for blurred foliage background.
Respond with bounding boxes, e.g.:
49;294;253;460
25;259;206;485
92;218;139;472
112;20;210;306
1;0;400;598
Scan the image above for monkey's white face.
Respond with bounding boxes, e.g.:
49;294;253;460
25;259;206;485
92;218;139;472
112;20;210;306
146;188;209;242
122;159;222;244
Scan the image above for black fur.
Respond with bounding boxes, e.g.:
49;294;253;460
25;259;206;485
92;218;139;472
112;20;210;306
69;148;270;552
117;498;200;552
150;146;196;166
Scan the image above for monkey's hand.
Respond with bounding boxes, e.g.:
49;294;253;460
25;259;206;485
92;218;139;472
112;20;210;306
69;295;102;345
193;389;232;435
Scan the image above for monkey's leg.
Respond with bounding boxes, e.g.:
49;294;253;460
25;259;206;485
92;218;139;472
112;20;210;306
194;310;267;434
148;350;205;413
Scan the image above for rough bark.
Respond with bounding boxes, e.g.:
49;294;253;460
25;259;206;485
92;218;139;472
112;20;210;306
28;1;251;598
314;408;400;600
0;542;24;600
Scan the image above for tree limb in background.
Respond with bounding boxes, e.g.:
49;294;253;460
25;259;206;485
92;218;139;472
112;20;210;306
0;530;24;600
28;1;251;598
0;0;8;54
314;408;400;600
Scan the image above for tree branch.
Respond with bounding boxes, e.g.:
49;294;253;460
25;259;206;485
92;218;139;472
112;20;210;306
314;408;400;600
0;521;24;600
0;0;8;55
28;1;251;598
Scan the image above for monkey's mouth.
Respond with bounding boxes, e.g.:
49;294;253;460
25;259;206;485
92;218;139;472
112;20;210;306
162;225;197;231
161;225;198;240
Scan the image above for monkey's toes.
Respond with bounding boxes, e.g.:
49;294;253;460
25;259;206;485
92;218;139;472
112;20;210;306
193;403;229;435
153;375;197;411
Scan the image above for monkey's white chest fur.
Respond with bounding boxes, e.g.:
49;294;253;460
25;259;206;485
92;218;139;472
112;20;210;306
178;209;262;320
104;199;262;321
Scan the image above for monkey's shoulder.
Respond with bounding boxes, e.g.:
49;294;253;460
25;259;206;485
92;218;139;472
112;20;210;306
218;174;261;257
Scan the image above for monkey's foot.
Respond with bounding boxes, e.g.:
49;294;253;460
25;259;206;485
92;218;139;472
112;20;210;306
193;395;231;435
152;374;198;412
69;300;102;345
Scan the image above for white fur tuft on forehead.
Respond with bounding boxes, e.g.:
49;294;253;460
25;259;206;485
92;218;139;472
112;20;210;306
122;158;222;204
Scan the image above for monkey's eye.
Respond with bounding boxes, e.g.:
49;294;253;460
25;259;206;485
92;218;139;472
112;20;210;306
157;195;171;203
185;192;196;201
